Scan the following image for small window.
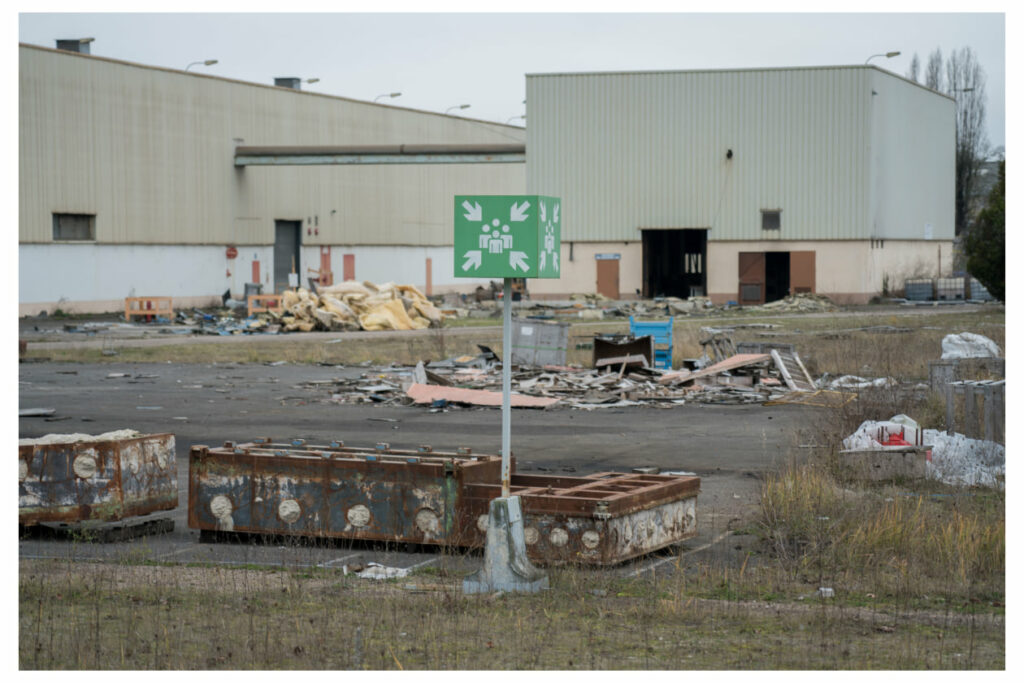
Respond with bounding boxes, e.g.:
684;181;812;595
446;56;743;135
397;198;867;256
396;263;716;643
761;210;781;231
52;213;95;241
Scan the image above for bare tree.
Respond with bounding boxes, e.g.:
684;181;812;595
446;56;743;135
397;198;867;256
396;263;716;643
906;53;921;83
945;46;989;236
925;48;943;90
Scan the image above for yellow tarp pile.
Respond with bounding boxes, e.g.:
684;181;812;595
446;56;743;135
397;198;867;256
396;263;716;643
277;281;447;332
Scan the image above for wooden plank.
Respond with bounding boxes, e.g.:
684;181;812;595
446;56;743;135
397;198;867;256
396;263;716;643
771;349;798;391
658;353;770;385
791;351;816;388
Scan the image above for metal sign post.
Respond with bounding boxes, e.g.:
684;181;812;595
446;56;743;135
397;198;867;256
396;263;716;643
456;194;560;594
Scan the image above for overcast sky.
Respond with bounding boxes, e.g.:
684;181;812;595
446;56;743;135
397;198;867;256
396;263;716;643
17;9;1007;148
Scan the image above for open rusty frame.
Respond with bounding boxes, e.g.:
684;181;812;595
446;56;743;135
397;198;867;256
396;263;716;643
463;472;700;565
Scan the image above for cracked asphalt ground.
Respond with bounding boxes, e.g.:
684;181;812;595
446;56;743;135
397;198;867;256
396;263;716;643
19;359;808;576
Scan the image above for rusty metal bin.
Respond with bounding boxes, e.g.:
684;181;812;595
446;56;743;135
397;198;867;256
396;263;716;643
19;432;177;526
188;439;502;546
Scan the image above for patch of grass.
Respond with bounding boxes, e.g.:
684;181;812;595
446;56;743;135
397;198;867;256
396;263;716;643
19;558;1004;670
758;457;1004;605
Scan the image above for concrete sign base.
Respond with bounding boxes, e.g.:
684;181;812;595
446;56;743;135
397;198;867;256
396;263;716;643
463;496;549;594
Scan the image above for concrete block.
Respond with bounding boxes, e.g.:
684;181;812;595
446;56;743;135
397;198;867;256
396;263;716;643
463;496;549;594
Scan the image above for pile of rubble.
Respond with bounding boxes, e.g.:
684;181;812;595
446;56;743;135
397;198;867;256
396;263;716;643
301;338;820;410
756;292;837;313
274;281;446;333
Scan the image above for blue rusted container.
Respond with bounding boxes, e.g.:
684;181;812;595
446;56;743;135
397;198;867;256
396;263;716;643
188;439;502;546
19;432;177;526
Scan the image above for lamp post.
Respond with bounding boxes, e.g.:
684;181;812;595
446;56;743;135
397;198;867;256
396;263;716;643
505;115;526;124
865;51;901;65
445;104;471;115
186;59;218;71
374;92;402;102
304;78;320;85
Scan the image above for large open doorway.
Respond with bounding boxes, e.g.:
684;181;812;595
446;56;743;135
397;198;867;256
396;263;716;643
764;251;790;303
274;220;301;293
642;229;708;299
737;250;816;304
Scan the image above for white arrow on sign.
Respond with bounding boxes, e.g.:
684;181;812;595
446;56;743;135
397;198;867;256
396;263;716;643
462;250;482;271
553;253;559;271
462;200;482;222
510;251;529;272
553;203;559;223
510;201;531;222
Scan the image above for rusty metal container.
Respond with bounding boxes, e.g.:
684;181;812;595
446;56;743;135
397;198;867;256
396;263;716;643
188;438;700;566
462;472;700;565
188;439;502;546
19;432;177;526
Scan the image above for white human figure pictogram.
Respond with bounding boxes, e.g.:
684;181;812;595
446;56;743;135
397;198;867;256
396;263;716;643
488;230;504;253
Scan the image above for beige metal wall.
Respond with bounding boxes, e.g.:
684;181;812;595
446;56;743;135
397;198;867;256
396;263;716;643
527;238;952;304
868;70;956;241
526;66;953;244
19;44;525;246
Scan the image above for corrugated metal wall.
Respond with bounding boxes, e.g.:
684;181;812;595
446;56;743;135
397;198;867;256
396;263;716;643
527;66;949;243
19;44;525;246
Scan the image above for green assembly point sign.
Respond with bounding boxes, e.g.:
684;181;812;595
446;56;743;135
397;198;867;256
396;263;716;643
454;195;561;279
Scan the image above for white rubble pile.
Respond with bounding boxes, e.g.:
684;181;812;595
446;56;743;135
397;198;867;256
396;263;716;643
940;332;1001;360
921;429;1004;489
843;417;1004;489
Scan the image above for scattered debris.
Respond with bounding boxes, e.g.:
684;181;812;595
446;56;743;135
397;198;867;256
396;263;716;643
826;375;897;390
19;408;56;417
842;416;1004;488
356;563;412;580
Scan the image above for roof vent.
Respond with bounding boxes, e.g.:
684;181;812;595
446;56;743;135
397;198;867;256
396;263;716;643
274;77;301;90
56;38;94;54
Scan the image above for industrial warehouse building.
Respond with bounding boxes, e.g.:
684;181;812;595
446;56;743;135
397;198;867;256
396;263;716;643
20;44;955;313
18;42;524;315
525;66;955;304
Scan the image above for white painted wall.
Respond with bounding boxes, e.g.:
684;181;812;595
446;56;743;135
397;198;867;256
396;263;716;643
19;243;273;313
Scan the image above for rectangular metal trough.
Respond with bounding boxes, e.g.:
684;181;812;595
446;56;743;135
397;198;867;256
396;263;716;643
188;439;503;546
19;432;177;526
188;439;700;565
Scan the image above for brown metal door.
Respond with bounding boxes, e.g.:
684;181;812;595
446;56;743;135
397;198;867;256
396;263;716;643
596;257;620;299
790;251;816;294
342;253;355;282
738;252;765;304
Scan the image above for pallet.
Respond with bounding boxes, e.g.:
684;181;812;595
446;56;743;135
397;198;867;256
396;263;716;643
125;296;173;321
248;294;284;315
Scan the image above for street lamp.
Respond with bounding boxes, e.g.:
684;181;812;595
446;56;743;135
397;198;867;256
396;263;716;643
374;92;402;102
304;78;320;85
186;59;218;71
865;51;901;65
506;115;526;124
445;104;471;114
